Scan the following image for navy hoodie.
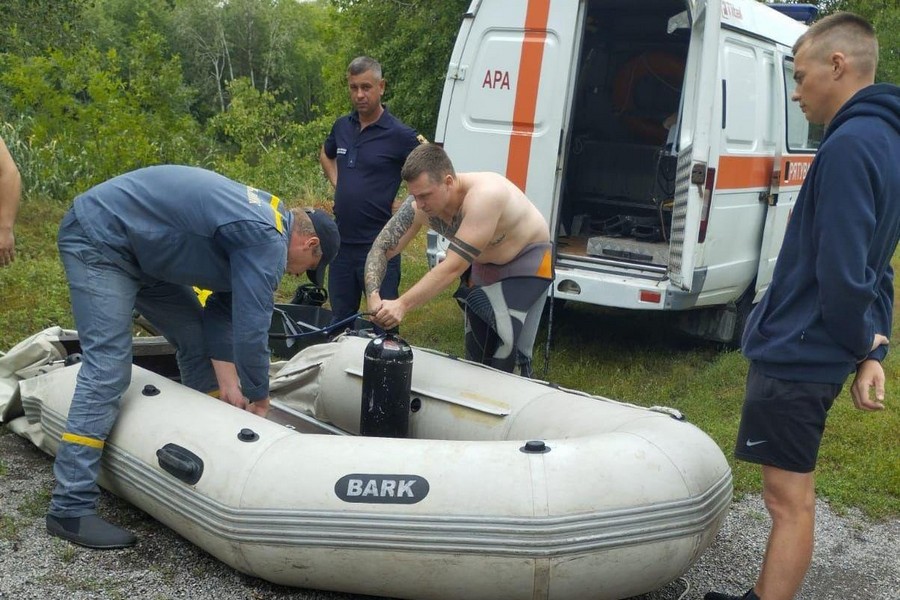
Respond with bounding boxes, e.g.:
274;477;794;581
742;83;900;384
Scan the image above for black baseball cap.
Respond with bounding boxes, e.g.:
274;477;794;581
305;208;340;286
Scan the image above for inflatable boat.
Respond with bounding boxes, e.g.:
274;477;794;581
0;328;732;600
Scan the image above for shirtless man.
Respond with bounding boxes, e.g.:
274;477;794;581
365;143;552;376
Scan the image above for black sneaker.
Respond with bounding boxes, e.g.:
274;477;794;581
46;514;137;549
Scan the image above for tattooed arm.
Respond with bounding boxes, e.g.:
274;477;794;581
364;196;425;309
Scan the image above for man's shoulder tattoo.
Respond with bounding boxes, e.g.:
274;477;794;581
429;211;463;238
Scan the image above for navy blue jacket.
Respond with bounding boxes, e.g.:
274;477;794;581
73;165;292;400
324;106;419;246
742;84;900;384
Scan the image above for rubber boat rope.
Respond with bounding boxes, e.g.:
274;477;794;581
674;577;690;600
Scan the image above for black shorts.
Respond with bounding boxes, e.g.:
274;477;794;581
734;363;842;473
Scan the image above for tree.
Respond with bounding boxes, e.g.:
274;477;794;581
171;0;331;122
768;0;898;83
0;0;91;56
824;0;899;83
0;25;204;200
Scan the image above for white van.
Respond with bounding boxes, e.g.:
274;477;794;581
430;0;822;343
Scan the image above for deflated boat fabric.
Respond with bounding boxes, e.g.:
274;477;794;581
0;327;73;422
0;327;76;448
0;327;319;422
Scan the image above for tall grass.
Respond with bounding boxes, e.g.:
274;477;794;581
3;197;898;519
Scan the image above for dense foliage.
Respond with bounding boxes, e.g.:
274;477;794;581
0;0;895;204
0;0;468;203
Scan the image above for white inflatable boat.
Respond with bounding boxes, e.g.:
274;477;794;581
0;328;732;600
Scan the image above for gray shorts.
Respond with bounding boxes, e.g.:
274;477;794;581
734;362;842;473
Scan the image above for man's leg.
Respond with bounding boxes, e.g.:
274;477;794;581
463;305;500;366
707;365;837;599
328;246;363;322
512;281;551;377
379;254;402;300
135;282;217;393
49;213;138;548
755;466;817;600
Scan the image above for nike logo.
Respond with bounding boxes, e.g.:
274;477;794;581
745;439;768;447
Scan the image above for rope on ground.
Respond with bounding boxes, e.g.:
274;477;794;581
674;577;691;600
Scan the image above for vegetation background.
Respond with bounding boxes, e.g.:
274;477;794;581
0;0;897;522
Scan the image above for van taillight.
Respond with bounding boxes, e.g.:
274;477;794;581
698;167;716;243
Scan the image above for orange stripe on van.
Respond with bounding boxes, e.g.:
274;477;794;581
716;155;774;190
505;0;551;191
716;153;815;190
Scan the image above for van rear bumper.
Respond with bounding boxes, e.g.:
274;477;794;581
553;266;702;311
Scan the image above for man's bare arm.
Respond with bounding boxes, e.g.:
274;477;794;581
0;137;21;268
365;196;422;296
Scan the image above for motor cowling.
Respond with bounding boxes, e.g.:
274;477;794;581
360;334;413;438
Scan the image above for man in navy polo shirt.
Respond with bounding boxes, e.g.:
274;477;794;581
319;55;422;323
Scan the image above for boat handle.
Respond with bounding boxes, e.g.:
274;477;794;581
156;443;204;485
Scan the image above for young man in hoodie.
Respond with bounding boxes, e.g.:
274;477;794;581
706;12;900;600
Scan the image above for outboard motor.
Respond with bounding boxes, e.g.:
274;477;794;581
360;334;413;438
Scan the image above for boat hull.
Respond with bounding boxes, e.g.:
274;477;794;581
3;331;732;600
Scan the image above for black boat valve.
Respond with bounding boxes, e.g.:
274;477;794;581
520;440;551;454
238;428;259;442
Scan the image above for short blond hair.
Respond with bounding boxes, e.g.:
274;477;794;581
793;12;879;76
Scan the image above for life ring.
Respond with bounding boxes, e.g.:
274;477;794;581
612;52;685;144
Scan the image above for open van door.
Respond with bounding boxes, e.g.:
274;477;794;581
434;0;582;220
753;52;816;301
667;0;722;292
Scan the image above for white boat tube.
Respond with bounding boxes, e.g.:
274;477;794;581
2;331;731;600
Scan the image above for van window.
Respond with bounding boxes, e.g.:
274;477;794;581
722;37;778;153
783;58;823;152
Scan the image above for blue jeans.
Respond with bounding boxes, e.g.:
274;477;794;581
50;212;217;517
328;244;401;322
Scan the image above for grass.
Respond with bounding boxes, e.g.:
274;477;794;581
18;489;51;519
0;513;18;541
2;195;898;519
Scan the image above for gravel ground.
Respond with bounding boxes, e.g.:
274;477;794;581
1;429;897;600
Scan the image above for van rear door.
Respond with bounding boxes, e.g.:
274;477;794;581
753;52;816;300
667;0;722;292
433;0;582;221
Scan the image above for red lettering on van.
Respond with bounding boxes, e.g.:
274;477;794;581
788;161;810;182
482;69;511;90
722;2;743;19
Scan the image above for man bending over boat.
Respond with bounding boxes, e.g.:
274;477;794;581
48;165;339;549
365;144;552;376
